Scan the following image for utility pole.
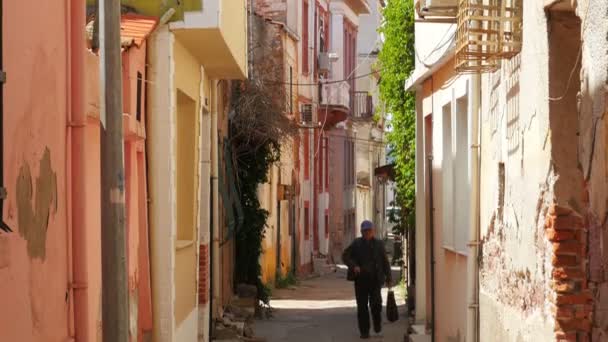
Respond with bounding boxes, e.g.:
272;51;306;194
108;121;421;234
99;0;129;341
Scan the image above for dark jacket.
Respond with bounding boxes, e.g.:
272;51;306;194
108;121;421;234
342;237;392;286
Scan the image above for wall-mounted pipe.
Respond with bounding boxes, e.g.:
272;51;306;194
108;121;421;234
68;0;89;340
465;74;481;342
427;154;436;342
0;0;10;234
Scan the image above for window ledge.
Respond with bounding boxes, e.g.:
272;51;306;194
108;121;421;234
442;245;468;257
176;239;194;251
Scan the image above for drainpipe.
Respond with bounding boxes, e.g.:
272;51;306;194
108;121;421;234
466;75;481;342
0;0;9;234
67;0;89;340
427;154;436;342
211;81;220;322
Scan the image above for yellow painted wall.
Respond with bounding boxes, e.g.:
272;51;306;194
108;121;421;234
173;38;201;327
221;0;248;78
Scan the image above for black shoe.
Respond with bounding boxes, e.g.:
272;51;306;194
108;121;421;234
360;333;370;339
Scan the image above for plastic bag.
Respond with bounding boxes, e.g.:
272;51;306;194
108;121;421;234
386;289;399;322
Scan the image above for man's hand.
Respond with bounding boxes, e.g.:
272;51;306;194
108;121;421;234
353;266;361;275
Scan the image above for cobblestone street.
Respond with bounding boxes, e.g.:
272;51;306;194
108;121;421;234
255;268;407;342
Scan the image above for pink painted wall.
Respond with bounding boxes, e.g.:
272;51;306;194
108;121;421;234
0;1;71;341
122;43;153;342
86;40;153;341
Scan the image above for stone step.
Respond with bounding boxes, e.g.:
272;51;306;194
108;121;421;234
410;324;427;335
409;335;431;342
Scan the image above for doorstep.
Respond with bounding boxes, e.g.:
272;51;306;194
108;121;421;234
409;324;431;342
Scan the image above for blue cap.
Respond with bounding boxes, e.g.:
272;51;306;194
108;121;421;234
360;220;374;231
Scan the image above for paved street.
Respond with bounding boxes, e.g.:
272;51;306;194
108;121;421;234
255;268;407;342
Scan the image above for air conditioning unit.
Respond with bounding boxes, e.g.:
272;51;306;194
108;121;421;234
301;104;313;124
417;0;458;18
318;53;330;74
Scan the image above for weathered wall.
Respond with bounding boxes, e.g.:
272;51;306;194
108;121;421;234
575;0;608;339
0;1;70;341
478;2;566;341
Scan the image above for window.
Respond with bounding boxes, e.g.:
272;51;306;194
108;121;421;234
453;97;470;253
177;91;197;242
344;140;355;186
304;202;310;239
348;141;355;185
324;212;329;238
343;140;348;186
441;96;470;253
343;20;357;90
136;72;143;121
304;129;310;180
441;103;454;248
135;71;144;121
317;131;323;191
324;137;329;190
302;0;309;74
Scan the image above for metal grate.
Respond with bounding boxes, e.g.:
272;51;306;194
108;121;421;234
455;0;522;74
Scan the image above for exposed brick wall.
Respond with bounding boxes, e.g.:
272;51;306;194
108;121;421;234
254;0;287;23
198;244;209;305
546;204;591;342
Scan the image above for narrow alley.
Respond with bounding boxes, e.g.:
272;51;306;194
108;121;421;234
255;267;406;342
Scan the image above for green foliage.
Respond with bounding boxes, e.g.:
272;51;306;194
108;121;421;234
276;269;298;289
378;0;416;235
231;82;282;306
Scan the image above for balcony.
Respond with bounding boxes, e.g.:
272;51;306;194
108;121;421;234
171;0;248;79
351;91;374;120
87;0;248;79
319;81;351;127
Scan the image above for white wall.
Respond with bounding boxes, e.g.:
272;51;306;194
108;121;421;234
148;26;177;342
478;2;556;340
357;0;381;55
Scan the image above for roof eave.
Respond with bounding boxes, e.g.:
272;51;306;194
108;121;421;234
404;45;455;92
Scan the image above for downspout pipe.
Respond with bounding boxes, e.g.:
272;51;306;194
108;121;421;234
427;154;436;342
466;75;481;342
69;0;89;340
0;0;10;234
211;81;220;326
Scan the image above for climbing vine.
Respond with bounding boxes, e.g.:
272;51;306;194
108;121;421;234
378;0;416;234
230;121;280;305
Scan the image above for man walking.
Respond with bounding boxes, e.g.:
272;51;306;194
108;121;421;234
342;220;392;339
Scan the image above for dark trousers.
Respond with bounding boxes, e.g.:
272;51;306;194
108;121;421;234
354;280;382;335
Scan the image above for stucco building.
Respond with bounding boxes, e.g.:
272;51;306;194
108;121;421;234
145;1;248;340
408;0;608;341
0;1;101;341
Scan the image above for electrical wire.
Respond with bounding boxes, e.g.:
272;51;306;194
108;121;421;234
414;28;456;68
265;69;382;86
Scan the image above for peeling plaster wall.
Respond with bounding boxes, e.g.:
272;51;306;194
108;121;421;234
0;1;71;341
479;2;556;340
576;0;608;339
